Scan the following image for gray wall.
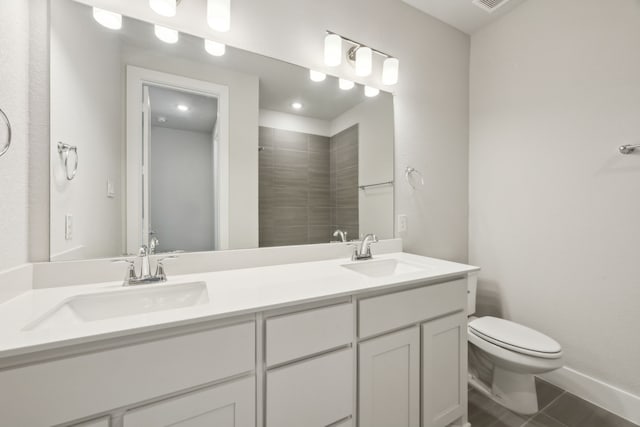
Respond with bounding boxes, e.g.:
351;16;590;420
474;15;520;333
330;125;359;241
150;126;214;252
259;127;334;246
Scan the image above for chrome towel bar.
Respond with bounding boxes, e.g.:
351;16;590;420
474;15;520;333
359;181;394;190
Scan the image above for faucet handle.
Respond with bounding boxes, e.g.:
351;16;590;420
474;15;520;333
138;245;148;257
112;259;137;285
154;255;178;282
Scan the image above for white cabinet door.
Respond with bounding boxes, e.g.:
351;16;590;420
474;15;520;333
422;312;467;427
358;327;420;427
123;376;255;427
266;348;353;427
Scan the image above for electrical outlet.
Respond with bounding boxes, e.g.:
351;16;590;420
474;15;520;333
65;214;73;240
106;178;115;198
397;214;408;233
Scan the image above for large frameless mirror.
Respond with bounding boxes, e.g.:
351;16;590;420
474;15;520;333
49;0;395;261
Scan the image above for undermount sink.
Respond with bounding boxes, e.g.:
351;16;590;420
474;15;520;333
341;258;427;278
24;282;209;331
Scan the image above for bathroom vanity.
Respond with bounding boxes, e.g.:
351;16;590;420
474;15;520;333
0;252;478;427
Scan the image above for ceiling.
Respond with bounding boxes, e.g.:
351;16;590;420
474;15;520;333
148;86;218;133
402;0;528;34
113;9;371;122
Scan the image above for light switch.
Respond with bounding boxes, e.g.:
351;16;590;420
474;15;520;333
65;214;73;240
106;178;115;198
397;214;408;233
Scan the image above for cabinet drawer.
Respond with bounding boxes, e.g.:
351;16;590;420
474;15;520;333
358;279;466;338
266;303;353;366
124;376;255;427
0;321;255;427
266;348;353;427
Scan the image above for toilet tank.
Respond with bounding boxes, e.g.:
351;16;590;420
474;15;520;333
467;272;478;316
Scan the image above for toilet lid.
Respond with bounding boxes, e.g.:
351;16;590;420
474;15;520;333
469;317;562;356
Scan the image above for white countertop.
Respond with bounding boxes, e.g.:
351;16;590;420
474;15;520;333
0;252;478;359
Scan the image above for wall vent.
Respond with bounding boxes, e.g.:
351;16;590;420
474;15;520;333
472;0;512;13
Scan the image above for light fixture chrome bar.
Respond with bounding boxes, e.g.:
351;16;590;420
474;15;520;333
326;30;393;59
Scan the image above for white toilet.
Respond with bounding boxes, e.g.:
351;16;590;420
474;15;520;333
466;276;563;415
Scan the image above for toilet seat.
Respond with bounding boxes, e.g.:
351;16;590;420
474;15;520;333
469;317;562;359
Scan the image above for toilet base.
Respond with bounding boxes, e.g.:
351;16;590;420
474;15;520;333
469;368;539;415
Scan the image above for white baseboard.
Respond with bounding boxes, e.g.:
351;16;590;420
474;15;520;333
541;366;640;425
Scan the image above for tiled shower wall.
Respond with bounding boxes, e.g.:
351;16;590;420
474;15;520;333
330;125;359;241
258;125;359;247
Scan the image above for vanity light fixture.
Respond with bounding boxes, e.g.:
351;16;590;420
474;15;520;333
291;102;303;110
154;25;179;43
92;7;122;30
325;31;400;85
207;0;231;32
382;57;399;86
339;78;355;90
324;34;342;67
205;39;226;56
309;70;327;82
149;0;177;17
364;86;380;97
355;46;373;77
177;104;190;112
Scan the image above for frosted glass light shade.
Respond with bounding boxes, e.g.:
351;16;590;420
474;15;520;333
324;34;342;67
205;39;226;56
149;0;176;17
382;58;399;85
92;7;122;30
355;47;373;77
309;70;327;82
339;79;355;90
154;25;179;44
364;86;380;97
208;0;231;32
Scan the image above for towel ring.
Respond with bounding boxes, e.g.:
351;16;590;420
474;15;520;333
405;166;424;189
58;142;78;180
0;108;11;158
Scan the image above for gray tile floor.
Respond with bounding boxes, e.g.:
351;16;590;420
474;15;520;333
468;378;639;427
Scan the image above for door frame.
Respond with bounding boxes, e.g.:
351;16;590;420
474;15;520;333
125;65;230;254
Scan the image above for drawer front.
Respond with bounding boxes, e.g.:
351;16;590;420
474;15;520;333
266;303;353;367
266;348;353;427
0;321;255;427
358;279;466;339
124;376;255;427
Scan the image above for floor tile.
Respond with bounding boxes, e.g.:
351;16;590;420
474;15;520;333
524;413;568;427
468;389;512;427
535;378;564;409
543;393;639;427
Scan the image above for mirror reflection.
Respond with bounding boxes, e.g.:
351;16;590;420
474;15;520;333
49;0;395;261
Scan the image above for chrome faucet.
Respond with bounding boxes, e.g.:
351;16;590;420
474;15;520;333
351;234;379;261
114;246;177;286
333;229;348;242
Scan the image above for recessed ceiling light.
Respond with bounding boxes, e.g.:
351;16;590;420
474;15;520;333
309;70;326;82
291;102;302;110
177;104;189;112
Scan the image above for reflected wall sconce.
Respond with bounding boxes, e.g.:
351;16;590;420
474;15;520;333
205;39;226;56
149;0;178;17
92;7;122;30
339;79;354;90
309;70;327;82
154;24;179;43
324;31;399;86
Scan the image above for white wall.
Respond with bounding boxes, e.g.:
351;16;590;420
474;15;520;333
0;0;29;271
50;0;123;261
74;0;471;262
149;126;215;252
122;46;259;250
331;95;395;240
259;109;331;137
470;0;640;404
